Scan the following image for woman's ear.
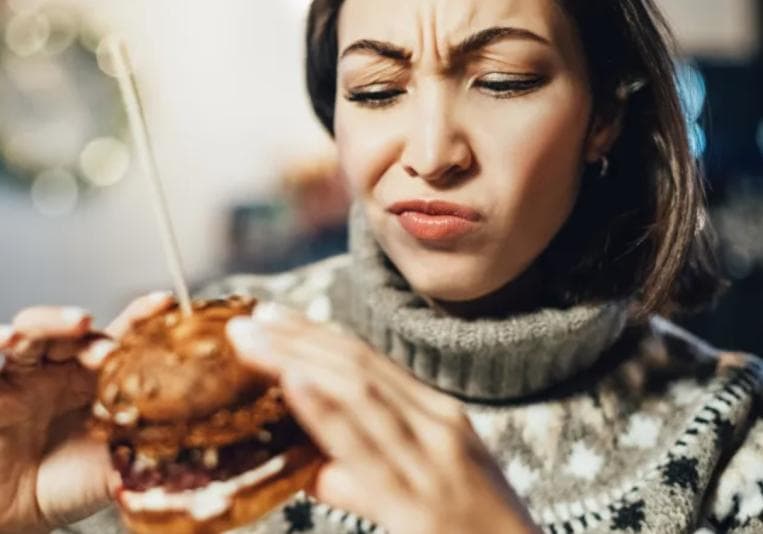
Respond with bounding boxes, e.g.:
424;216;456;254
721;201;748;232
584;108;625;163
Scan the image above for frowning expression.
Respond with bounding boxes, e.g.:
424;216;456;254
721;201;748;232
335;0;610;302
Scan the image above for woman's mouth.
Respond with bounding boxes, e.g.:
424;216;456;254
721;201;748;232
386;200;482;242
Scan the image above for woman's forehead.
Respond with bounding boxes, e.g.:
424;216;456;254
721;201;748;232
338;0;570;52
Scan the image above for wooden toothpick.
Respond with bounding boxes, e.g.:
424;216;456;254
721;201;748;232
105;37;193;317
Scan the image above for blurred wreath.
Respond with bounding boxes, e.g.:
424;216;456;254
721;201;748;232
0;1;127;213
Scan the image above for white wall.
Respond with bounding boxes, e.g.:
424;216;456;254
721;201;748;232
0;0;332;323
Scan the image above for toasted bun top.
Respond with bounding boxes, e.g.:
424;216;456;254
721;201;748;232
96;296;272;424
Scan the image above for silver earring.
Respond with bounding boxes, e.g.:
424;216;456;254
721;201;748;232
598;156;610;178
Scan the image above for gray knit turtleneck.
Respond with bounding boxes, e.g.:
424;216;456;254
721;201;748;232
335;203;630;401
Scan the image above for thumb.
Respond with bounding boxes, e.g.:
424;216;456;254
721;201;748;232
37;414;117;528
225;317;280;379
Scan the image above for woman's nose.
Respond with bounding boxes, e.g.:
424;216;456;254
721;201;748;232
400;100;473;183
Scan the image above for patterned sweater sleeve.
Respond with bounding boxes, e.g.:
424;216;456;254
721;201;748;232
193;256;351;321
696;395;763;533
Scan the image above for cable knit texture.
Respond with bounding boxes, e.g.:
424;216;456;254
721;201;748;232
61;206;763;534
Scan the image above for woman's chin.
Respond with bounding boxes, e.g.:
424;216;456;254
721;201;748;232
405;272;507;303
382;242;530;304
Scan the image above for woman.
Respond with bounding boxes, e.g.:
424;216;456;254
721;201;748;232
1;0;761;532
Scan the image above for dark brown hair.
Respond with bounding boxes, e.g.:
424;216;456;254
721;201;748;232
305;0;726;318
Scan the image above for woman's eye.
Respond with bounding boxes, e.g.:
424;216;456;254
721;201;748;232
345;85;405;108
473;74;545;98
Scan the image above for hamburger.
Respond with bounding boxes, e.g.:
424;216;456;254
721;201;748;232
90;296;323;534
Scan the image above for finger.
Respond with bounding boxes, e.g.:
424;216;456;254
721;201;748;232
37;412;115;525
282;370;408;495
0;325;12;373
12;307;91;340
310;460;383;525
280;361;435;495
309;460;356;502
236;313;465;495
230;311;467;472
232;311;413;402
47;338;93;363
105;291;174;339
7;335;111;369
0;362;96;425
53;363;98;415
226;317;281;378
245;305;464;425
283;372;373;459
0;324;16;350
230;314;447;449
8;337;49;366
78;339;119;371
253;302;463;419
251;300;304;322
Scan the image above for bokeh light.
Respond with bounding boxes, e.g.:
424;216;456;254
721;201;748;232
30;168;79;217
689;123;708;158
0;6;124;195
5;12;50;57
96;35;132;78
79;136;130;187
676;63;707;123
675;62;708;158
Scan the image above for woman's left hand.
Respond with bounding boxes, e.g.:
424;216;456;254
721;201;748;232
226;303;540;534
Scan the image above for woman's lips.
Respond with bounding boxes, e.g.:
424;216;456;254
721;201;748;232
387;200;482;241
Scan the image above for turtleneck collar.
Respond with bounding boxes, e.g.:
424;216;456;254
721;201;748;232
340;203;631;401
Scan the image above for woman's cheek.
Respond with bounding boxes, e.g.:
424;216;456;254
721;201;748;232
468;90;588;279
335;106;403;198
488;91;588;207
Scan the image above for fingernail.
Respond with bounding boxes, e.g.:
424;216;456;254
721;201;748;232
61;307;88;326
147;290;173;304
0;325;14;347
227;317;271;356
81;339;118;369
284;369;314;392
253;302;292;324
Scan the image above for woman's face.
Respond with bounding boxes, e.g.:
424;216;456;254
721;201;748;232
335;0;608;302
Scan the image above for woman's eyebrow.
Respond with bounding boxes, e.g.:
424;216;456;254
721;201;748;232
339;26;550;63
452;26;550;58
340;39;412;62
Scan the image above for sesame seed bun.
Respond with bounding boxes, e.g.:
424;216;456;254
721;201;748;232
91;297;324;533
95;296;269;425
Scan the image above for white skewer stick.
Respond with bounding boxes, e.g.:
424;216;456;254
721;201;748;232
104;37;193;317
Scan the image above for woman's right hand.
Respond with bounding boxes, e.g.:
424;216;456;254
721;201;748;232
0;292;174;534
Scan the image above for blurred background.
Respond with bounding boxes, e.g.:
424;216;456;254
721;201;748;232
0;0;761;353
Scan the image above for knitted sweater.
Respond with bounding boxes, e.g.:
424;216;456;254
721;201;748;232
63;209;763;534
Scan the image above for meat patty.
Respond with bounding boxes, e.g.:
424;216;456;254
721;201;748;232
112;417;309;493
92;387;291;459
